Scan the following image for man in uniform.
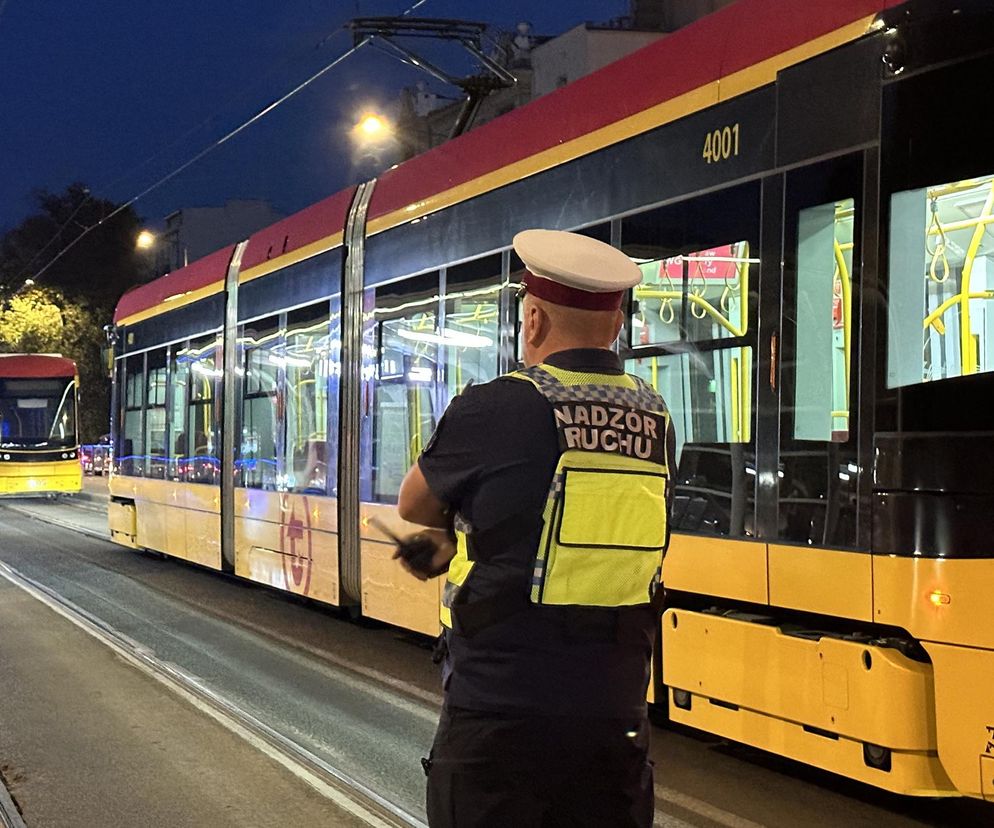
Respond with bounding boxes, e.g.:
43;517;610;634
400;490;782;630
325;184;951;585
395;229;675;827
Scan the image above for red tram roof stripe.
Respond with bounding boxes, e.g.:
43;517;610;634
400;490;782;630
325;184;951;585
114;0;904;325
240;188;354;275
365;0;899;223
114;244;236;325
0;355;77;378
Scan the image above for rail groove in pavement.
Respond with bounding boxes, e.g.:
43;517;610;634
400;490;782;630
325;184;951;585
0;560;426;828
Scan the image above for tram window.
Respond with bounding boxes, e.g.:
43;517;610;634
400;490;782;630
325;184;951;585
888;174;994;387
444;256;502;399
185;334;221;485
622;183;759;347
118;355;144;477
284;303;330;495
626;347;755;537
239;316;281;491
793;198;854;442
632;243;753;347
372;272;440;502
167;343;189;482
145;348;168;479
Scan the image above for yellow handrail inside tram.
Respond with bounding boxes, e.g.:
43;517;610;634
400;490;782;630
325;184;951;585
833;238;852;405
637;290;746;338
958;181;994;375
731;356;741;442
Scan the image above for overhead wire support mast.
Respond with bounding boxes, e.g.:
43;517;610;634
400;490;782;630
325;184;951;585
348;17;517;139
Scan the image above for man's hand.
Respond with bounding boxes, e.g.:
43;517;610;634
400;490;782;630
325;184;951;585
392;528;457;581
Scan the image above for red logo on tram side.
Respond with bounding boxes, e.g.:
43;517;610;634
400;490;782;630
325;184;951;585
280;496;313;595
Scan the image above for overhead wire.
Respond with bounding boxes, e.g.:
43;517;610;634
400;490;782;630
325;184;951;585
15;187;93;279
16;28;352;284
24;0;431;287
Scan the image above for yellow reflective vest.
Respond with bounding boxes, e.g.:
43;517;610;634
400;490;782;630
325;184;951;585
440;362;671;632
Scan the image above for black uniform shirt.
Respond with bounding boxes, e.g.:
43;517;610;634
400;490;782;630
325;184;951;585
418;348;673;718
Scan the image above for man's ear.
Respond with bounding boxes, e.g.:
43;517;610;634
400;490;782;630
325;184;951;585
612;308;624;342
525;302;547;347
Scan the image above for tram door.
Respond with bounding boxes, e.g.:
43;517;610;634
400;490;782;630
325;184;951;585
776;155;868;556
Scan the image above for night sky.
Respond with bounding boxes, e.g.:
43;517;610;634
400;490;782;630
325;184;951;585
0;0;628;233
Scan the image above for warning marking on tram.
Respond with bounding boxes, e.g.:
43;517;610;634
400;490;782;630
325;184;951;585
984;725;994;754
280;496;313;595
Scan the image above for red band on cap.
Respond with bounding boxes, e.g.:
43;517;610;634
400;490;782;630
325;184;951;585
522;271;623;311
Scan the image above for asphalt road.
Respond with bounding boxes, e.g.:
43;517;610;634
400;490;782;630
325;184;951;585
1;496;993;827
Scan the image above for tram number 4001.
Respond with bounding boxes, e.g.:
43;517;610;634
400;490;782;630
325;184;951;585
702;123;740;164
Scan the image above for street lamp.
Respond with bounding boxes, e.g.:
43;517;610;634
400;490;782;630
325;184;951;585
353;112;392;144
350;110;418;169
136;229;155;250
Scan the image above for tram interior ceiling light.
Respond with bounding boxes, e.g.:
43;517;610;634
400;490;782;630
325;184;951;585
406;365;434;383
397;328;493;348
268;353;311;368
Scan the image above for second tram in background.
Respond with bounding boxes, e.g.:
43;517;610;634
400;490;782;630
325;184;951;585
0;354;81;497
106;0;994;804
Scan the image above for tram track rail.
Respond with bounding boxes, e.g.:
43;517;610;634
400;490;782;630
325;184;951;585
0;559;426;828
0;774;27;828
0;500;445;709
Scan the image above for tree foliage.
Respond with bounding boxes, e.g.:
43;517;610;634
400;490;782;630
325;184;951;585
0;287;110;442
0;182;146;311
0;184;146;442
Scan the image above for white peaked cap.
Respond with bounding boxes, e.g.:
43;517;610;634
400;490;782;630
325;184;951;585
513;229;642;298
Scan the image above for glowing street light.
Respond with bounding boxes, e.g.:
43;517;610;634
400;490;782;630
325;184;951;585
23;278;35;287
355;112;390;140
136;229;156;250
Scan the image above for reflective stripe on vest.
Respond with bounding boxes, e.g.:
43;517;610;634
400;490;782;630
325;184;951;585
440;516;473;629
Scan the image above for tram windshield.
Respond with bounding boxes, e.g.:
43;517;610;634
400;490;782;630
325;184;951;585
0;377;77;449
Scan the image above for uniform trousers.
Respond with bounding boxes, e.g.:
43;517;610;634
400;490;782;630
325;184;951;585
425;706;654;828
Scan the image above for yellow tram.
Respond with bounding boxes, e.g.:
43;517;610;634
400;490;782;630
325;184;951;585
0;354;82;496
107;0;994;801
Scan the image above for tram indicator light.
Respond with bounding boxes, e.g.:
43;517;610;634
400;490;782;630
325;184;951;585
928;590;951;606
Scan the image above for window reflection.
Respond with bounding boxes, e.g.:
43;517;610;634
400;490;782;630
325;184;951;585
284;304;331;494
376;306;439;501
118;355;144;477
444;283;500;398
168;345;188;482
627;347;754;536
370;265;502;503
239;317;280;491
145;349;168;479
183;335;221;485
